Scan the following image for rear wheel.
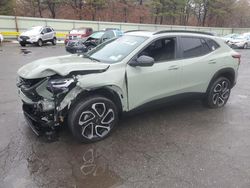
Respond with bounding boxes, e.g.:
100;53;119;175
51;37;57;45
68;95;118;143
204;77;231;108
243;43;248;49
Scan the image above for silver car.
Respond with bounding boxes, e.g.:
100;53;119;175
227;35;250;49
18;26;57;47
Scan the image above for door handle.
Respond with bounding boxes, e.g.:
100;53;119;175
208;60;216;64
168;65;179;70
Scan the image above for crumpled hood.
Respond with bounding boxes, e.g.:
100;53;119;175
20;30;40;36
18;55;109;79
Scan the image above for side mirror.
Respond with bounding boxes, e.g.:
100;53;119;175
129;55;155;67
41;31;44;35
102;37;108;42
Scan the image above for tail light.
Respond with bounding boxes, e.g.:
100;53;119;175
232;53;241;65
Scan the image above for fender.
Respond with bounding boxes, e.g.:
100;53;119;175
206;67;236;94
58;85;127;114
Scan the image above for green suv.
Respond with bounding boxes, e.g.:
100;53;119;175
17;30;241;143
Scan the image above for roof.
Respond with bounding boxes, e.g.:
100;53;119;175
125;30;215;38
125;31;154;37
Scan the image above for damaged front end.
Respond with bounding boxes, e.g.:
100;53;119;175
17;75;78;138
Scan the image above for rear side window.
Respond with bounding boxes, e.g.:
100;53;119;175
205;38;220;51
181;37;211;58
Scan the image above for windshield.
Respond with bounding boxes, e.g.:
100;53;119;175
90;32;105;39
86;35;148;63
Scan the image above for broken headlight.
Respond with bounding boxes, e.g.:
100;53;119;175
47;78;76;94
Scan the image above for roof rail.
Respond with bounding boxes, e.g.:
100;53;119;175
154;30;215;36
124;30;147;33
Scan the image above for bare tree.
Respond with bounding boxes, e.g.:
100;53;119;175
68;0;85;20
45;0;64;18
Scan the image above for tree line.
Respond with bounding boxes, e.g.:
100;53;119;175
0;0;250;27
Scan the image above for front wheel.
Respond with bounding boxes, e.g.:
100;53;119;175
243;43;248;49
87;45;95;51
68;95;118;143
37;39;43;47
20;42;26;47
204;77;231;108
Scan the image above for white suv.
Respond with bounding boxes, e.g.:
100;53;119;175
18;26;57;47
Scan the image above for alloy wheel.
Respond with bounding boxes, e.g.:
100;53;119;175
38;40;43;47
212;80;230;107
53;38;57;45
78;102;115;140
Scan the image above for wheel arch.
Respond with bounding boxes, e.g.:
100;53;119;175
206;67;235;94
68;86;124;117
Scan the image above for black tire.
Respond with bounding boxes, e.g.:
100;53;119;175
20;42;26;47
204;77;231;108
67;95;118;143
37;39;43;47
87;45;95;51
243;43;248;49
51;37;57;45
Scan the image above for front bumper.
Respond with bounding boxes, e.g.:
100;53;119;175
18;37;38;44
65;46;87;54
23;104;54;136
228;42;245;48
18;85;59;136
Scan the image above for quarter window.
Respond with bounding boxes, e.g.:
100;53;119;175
205;38;220;51
181;37;211;58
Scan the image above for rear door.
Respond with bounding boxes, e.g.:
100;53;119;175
179;36;220;93
41;28;48;41
46;27;54;40
126;37;183;110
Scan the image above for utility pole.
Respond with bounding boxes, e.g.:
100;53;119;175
14;0;19;39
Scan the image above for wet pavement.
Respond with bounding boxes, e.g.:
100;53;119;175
0;43;250;188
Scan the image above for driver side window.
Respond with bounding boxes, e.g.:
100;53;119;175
139;37;176;63
42;28;47;34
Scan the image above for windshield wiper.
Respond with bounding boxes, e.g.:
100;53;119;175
83;54;100;62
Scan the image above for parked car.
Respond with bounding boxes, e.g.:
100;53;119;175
0;33;3;44
18;26;57;47
65;29;123;54
17;30;240;143
221;33;239;43
243;32;250;39
227;35;250;49
64;27;93;45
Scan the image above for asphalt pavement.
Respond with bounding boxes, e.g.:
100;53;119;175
0;43;250;188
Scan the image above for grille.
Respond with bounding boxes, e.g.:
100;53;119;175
20;36;30;40
18;77;46;102
19;77;44;88
69;36;78;40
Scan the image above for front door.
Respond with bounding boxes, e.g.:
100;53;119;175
126;37;182;110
